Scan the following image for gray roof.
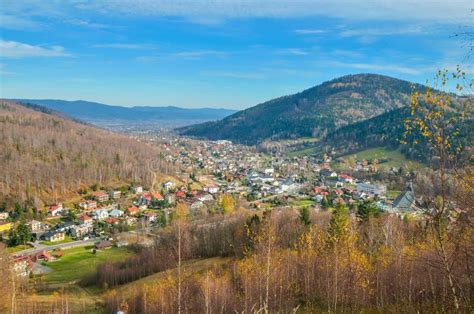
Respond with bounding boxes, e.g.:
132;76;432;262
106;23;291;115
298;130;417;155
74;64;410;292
393;182;417;212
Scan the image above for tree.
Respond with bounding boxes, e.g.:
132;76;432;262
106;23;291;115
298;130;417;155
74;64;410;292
299;207;311;227
174;202;189;314
221;194;235;214
357;200;379;221
402;67;472;311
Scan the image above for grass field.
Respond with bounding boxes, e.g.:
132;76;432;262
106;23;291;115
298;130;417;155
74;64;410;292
335;147;424;170
42;246;133;284
41;235;74;246
7;244;32;253
291;199;315;207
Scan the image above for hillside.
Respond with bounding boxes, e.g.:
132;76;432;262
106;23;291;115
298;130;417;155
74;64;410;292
0;100;171;207
15;99;237;126
177;74;426;144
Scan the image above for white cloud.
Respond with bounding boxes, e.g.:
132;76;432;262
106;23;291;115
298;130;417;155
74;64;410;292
0;40;71;58
65;19;111;29
340;26;426;37
294;29;325;35
328;61;422;75
0;63;15;75
75;0;472;23
275;48;310;55
172;50;229;59
0;14;42;30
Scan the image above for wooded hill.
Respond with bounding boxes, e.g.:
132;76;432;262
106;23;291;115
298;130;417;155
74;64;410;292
177;73;427;144
0;100;171;208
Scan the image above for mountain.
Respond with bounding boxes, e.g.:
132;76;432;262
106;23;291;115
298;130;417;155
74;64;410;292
13;99;237;127
0;100;172;207
177;74;426;144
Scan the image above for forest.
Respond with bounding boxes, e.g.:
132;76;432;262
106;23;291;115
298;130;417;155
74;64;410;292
0;100;173;208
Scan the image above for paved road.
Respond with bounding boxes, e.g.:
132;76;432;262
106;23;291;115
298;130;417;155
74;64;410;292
13;239;97;257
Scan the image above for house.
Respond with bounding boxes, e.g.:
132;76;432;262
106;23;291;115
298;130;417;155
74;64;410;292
0;211;9;221
92;209;109;220
356;182;387;196
143;212;157;223
197;193;214;202
48;203;63;216
0;221;12;233
190;200;204;210
109;190;121;200
28;220;43;233
92;191;109;202
70;224;91;238
78;214;93;225
132;186;143;194
126;206;139;216
175;190;186;199
142;192;164;204
109;209;124;218
204;185;219;194
13;256;32;277
42;231;65;242
163;180;176;191
56;221;75;232
32;251;51;262
78;200;97;211
95;240;113;250
338;174;354;183
264;168;274;176
105;217;119;225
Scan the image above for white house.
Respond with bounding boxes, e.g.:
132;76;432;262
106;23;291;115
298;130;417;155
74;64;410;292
109;209;124;218
92;209;109;220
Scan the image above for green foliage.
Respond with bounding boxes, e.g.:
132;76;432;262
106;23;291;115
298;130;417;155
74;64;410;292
8;222;32;246
299;207;311;227
356;200;380;221
327;203;350;247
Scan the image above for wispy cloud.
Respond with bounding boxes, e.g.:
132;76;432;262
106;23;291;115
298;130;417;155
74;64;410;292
93;43;157;50
328;61;422;75
294;29;325;35
0;14;43;30
65;18;112;29
0;40;71;58
75;1;472;23
172;50;229;59
340;26;426;38
274;48;310;56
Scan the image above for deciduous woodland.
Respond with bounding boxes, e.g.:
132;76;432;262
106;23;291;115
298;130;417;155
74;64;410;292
0;101;173;207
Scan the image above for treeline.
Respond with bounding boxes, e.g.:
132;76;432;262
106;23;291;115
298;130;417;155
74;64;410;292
82;213;250;288
98;202;473;313
0;101;174;207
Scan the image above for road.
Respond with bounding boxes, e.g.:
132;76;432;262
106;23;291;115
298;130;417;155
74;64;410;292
13;239;97;257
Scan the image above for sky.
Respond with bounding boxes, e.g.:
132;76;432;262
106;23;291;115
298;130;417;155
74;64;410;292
0;0;472;109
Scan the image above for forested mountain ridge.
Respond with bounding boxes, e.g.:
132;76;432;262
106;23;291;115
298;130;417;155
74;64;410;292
14;99;236;125
0;100;171;208
177;73;428;144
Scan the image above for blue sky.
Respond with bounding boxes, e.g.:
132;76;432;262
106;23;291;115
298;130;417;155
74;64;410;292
0;1;472;109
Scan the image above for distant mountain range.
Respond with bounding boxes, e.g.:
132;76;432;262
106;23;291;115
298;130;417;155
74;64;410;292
177;74;426;144
13;99;237;126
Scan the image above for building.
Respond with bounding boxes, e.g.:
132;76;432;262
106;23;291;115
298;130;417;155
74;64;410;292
204;185;219;194
42;231;65;242
48;203;63;216
109;209;124;218
92;209;109;220
392;182;421;212
0;212;9;221
13;256;32;277
78;214;93;225
0;221;12;233
126;206;139;216
133;186;143;194
70;224;92;238
356;182;387;196
163;180;176;191
78;200;97;211
28;220;43;233
95;240;113;250
92;191;109;202
109;190;121;200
